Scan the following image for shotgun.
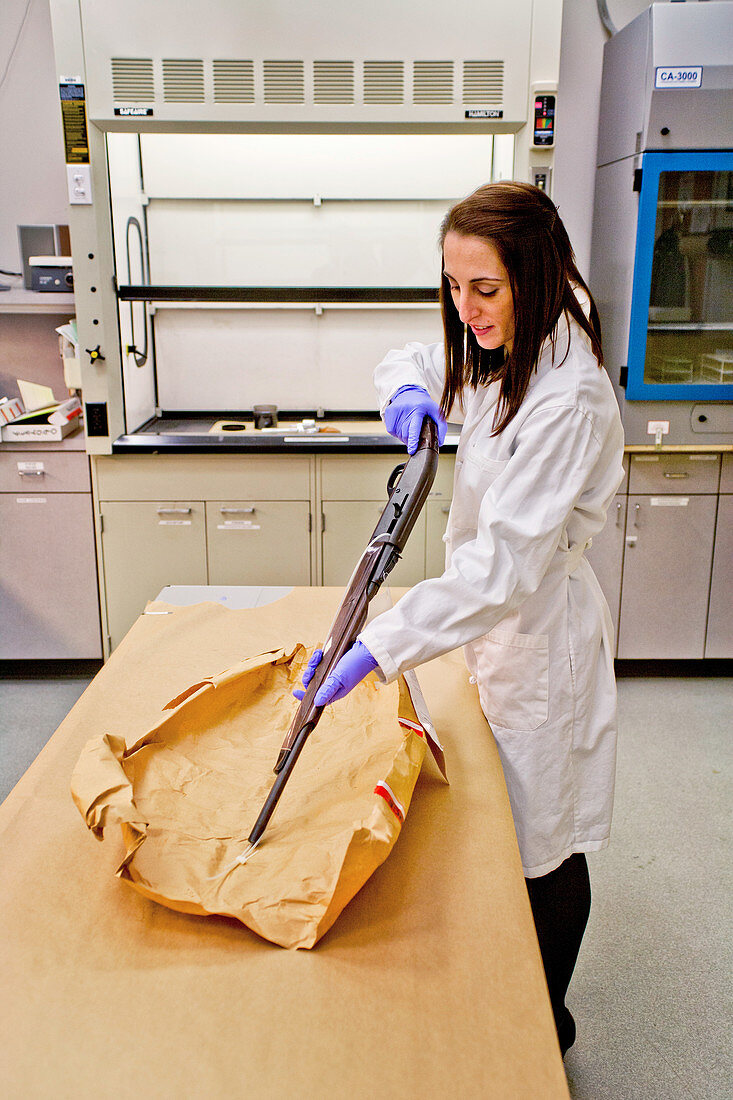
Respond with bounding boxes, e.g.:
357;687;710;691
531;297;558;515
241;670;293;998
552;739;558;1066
241;416;440;859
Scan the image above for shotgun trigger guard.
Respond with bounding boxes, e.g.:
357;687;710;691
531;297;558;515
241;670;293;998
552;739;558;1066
386;463;406;496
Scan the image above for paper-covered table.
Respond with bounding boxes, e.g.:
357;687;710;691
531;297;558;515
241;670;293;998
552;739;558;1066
0;587;569;1099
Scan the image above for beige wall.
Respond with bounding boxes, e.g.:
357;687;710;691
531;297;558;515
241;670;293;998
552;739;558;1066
0;0;69;273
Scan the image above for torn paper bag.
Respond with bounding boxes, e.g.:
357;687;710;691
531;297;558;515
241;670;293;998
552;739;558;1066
71;644;446;949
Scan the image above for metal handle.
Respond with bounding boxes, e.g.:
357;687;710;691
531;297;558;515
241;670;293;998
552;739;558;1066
219;506;255;514
664;472;689;479
626;534;638;548
126;216;148;367
615;501;623;528
633;503;641;528
156;507;192;515
18;469;45;477
441;505;450;514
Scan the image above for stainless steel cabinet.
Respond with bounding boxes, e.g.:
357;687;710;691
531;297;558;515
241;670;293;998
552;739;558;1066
0;446;101;658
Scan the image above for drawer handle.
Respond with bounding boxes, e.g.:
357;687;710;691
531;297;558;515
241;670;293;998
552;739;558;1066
220;507;256;514
18;469;45;477
615;501;623;528
663;472;689;479
441;505;450;514
156;507;192;515
633;502;641;529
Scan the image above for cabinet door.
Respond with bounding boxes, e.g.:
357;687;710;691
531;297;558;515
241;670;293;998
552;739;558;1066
705;496;733;658
100;501;207;649
585;495;627;647
321;502;426;587
207;501;311;586
425;499;451;578
0;493;101;658
617;495;717;659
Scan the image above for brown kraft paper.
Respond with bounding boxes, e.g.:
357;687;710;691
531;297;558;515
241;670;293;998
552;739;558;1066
71;641;446;949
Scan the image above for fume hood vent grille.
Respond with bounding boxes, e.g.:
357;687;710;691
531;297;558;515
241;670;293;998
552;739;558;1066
413;61;454;104
364;61;404;104
313;61;354;104
111;58;154;102
163;59;205;102
263;60;305;103
106;57;505;113
213;60;255;102
462;60;503;104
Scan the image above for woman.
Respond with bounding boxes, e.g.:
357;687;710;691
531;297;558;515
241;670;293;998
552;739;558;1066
298;181;625;1055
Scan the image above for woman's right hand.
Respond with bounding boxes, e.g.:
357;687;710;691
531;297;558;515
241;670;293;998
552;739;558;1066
383;385;447;454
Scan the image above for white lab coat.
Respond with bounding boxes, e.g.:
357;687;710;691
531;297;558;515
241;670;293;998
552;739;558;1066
359;305;625;877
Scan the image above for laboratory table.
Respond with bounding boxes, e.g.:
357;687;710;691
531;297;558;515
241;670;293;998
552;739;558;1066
0;586;569;1099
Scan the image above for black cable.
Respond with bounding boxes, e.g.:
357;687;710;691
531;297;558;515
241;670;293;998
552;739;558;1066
0;269;23;277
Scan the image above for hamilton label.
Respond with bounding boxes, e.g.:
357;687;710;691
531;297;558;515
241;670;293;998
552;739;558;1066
465;108;503;119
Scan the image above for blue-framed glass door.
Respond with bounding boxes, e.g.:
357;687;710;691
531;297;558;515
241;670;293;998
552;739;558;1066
627;151;733;400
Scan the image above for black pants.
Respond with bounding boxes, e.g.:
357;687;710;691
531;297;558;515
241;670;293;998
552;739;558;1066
525;852;591;1056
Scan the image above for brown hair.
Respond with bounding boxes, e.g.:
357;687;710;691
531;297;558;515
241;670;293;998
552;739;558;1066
439;181;603;435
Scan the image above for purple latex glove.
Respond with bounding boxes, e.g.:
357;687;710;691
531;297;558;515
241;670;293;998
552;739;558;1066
292;640;379;706
383;385;447;454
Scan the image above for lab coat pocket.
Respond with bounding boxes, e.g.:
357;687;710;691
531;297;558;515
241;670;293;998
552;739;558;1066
465;444;508;479
474;628;549;732
452;448;508;531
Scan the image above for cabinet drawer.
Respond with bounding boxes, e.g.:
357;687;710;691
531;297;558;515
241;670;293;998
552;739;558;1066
0;450;90;492
320;453;454;500
206;501;311;586
95;454;311;501
628;453;720;494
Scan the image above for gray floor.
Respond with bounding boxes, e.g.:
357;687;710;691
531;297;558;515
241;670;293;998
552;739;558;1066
1;666;731;1097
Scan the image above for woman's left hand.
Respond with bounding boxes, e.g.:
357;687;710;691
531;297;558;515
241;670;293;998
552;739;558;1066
293;641;379;706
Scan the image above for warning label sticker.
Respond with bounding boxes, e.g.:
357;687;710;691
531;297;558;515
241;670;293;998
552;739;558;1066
59;83;89;164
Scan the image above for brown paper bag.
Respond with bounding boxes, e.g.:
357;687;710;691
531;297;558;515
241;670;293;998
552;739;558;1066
71;643;445;949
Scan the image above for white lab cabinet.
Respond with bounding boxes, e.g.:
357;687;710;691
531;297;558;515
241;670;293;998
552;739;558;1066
206;500;311;587
89;449;732;659
617;454;720;659
0;444;102;658
98;500;208;648
94;454;314;649
705;455;733;658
